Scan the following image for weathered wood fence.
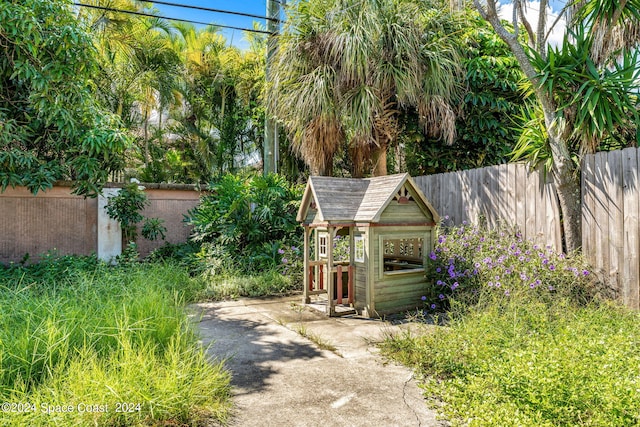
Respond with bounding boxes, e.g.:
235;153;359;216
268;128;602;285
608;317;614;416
416;148;640;309
415;163;563;250
582;147;640;309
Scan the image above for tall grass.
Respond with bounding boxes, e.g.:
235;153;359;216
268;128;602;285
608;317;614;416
381;224;640;427
0;257;231;426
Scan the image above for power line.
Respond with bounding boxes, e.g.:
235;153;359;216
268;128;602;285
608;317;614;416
74;3;273;34
146;0;279;23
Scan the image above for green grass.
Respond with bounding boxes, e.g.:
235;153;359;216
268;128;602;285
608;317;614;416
0;257;231;426
382;296;640;426
200;269;300;300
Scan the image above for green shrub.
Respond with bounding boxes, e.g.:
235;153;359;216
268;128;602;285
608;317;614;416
0;257;230;426
187;173;303;275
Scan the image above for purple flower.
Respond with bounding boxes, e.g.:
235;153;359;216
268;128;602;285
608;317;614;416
452;282;459;290
278;248;285;254
520;273;528;280
583;270;590;276
439;294;445;300
438;236;446;244
549;265;556;271
548;285;555;291
505;290;510;296
437;280;444;286
430;304;436;309
421;295;427;301
430;252;437;260
488;282;494;287
291;246;298;251
436;267;442;273
282;258;288;264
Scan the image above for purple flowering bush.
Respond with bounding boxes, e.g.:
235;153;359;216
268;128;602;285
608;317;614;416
423;222;596;312
382;224;640;426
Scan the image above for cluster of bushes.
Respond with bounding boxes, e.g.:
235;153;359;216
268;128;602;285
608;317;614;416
382;223;638;427
184;173;304;298
0;257;231;426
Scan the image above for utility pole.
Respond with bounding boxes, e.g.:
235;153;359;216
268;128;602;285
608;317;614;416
264;0;281;175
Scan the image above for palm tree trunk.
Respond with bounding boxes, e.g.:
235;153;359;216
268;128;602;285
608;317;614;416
372;143;388;177
143;109;150;169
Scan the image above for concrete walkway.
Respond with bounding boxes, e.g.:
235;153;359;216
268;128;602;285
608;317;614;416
190;295;443;427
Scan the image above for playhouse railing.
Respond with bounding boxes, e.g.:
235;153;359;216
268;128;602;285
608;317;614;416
335;264;354;305
308;260;325;293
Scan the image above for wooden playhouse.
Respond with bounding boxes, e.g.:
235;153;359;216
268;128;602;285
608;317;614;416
297;173;440;317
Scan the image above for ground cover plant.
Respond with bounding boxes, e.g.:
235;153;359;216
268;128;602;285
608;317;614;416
0;255;231;426
381;222;640;426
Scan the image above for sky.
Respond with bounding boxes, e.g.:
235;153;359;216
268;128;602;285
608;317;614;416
150;0;274;50
497;1;567;46
149;0;567;51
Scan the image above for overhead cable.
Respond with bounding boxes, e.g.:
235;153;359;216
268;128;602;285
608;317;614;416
74;3;273;34
147;0;279;23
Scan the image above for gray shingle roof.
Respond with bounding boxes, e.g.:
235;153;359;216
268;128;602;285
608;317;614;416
297;173;436;223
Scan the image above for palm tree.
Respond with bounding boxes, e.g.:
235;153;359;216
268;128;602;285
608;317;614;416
81;1;183;172
269;0;462;177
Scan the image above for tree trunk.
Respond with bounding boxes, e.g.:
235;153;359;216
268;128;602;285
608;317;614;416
372;144;388;176
143;110;150;169
473;0;583;253
546;122;582;253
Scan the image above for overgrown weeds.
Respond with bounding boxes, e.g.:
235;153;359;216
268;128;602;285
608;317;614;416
0;257;231;426
381;223;639;427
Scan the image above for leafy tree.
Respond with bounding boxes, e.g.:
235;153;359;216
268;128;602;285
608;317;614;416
473;0;640;251
270;0;462;177
406;10;530;175
81;1;183;178
0;0;129;195
169;24;265;182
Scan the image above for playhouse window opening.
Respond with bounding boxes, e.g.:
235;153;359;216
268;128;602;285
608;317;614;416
318;234;328;257
383;237;424;273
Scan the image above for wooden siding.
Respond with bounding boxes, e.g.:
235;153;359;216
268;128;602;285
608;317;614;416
414;163;562;250
370;228;432;314
355;264;367;311
379;200;431;224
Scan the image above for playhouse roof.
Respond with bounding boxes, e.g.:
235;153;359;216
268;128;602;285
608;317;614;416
297;173;438;224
